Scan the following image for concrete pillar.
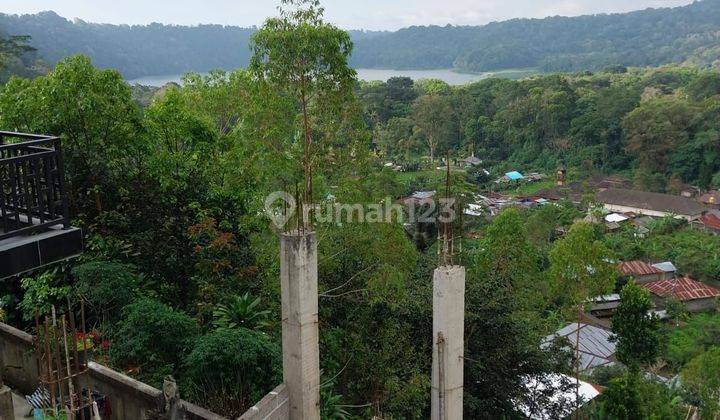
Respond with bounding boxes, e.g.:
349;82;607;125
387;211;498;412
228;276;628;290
281;231;320;420
431;265;465;420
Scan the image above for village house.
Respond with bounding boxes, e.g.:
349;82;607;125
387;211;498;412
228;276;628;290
461;154;482;167
641;276;720;313
589;294;622;319
618;260;664;283
596;188;707;221
697;213;720;234
652;261;678;280
698;190;720;208
543;322;616;373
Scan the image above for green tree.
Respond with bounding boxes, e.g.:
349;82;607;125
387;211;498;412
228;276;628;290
611;281;661;371
72;261;140;324
599;373;683;419
0;35;34;71
144;87;216;190
0;55;142;215
623;98;696;174
548;221;616;312
251;0;356;213
411;94;455;164
465;209;566;416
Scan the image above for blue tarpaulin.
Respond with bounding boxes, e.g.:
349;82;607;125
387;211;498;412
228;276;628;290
506;171;524;180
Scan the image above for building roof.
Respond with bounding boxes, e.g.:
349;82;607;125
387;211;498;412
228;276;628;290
506;171;524;180
700;213;720;230
619;260;663;277
642;276;720;301
518;373;602;419
605;213;629;223
651;261;677;273
596;188;707;216
698;190;720;205
463;155;482;165
543;323;615;372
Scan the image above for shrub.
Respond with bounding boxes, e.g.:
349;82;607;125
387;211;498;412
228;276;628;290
72;261;140;323
109;298;198;385
183;328;281;417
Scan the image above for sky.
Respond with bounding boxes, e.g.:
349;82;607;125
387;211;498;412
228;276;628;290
0;0;695;30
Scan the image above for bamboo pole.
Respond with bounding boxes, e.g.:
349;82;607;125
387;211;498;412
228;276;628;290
43;318;56;407
61;316;76;418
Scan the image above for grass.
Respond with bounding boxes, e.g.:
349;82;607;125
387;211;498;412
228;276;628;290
487;68;542;80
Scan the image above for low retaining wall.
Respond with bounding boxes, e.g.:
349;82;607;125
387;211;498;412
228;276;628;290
238;384;289;420
0;322;226;420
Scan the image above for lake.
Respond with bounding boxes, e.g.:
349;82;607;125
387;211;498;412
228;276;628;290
127;68;494;86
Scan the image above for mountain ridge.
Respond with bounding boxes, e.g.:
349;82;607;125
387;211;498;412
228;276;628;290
1;1;719;78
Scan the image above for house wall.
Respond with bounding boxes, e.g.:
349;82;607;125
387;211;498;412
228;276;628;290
630;274;662;284
602;204;695;221
0;322;226;420
685;298;718;313
650;296;717;313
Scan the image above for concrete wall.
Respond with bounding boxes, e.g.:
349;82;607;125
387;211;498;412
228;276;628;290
0;322;226;420
650;296;717;313
238;384;289;420
0;322;39;394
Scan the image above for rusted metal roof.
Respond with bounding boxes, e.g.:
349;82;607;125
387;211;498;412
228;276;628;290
642;276;720;301
700;214;720;230
618;260;663;276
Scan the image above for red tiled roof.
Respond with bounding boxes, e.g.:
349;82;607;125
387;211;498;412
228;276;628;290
619;261;663;277
700;214;720;230
642;276;720;301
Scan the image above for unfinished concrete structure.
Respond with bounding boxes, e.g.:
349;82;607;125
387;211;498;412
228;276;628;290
431;265;465;420
280;231;320;420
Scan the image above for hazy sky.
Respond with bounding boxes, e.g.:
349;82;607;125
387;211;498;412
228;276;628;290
1;0;694;30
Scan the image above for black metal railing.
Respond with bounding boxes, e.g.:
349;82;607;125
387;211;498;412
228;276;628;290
0;131;70;241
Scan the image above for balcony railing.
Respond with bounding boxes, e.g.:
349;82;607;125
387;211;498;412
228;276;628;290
0;131;70;241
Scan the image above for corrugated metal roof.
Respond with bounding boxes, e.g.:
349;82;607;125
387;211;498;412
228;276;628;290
597;188;707;216
652;262;677;273
506;171;524;180
543;323;616;372
700;214;720;230
619;260;663;276
642;276;720;301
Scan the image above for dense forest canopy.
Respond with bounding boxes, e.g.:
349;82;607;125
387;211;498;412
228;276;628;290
362;66;720;191
2;0;720;78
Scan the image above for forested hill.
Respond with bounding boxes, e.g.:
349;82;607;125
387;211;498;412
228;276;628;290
0;11;257;79
2;0;720;78
351;0;720;72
